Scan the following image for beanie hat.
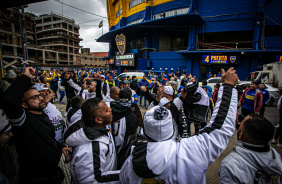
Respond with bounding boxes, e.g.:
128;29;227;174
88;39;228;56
164;86;174;95
0;109;11;134
143;106;173;142
5;70;17;79
119;87;132;107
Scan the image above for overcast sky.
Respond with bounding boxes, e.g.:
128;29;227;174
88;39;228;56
25;0;109;52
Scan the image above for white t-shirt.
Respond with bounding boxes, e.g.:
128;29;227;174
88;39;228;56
43;103;66;143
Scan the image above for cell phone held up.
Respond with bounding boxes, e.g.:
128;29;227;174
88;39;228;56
65;150;72;162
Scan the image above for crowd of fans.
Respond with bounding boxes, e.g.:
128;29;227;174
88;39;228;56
0;66;281;184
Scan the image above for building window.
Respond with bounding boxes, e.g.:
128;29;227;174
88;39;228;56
198;31;253;50
129;0;144;9
116;9;121;18
130;38;145;50
153;7;189;20
127;19;142;26
159;36;171;52
172;37;185;51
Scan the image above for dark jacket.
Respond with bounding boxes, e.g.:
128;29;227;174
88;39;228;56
61;73;77;98
1;75;64;182
130;80;139;95
239;88;263;112
110;101;138;169
138;79;149;93
212;88;219;104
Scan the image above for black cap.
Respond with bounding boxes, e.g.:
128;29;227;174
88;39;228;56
119;87;132;102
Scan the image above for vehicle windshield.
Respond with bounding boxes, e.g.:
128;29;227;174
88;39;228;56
246;72;259;81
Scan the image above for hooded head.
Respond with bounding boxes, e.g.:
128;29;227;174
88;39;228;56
119;87;132;107
5;70;17;79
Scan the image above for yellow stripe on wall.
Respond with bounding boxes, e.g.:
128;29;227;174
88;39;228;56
107;0;175;28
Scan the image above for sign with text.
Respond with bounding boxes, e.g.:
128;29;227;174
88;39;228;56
115;53;136;66
202;55;239;64
106;59;114;65
115;60;135;66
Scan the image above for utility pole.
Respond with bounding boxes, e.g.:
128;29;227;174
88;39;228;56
19;7;27;61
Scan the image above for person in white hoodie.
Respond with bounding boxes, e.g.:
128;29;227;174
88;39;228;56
219;114;282;183
120;67;239;184
66;95;84;127
64;97;120;184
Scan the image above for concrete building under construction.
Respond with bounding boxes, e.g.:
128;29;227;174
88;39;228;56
0;6;83;69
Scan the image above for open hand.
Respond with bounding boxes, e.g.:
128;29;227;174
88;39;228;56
156;86;164;102
82;81;88;89
44;92;55;103
221;67;238;86
64;73;70;79
24;67;36;79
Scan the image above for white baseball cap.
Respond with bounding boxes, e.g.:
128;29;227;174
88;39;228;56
32;83;48;91
159;97;170;107
164;86;174;95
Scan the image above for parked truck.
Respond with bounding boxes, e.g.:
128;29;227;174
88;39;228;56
241;62;281;106
245;62;282;90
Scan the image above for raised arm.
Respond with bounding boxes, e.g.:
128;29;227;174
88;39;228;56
1;67;36;127
65;73;82;92
180;68;238;168
46;72;56;81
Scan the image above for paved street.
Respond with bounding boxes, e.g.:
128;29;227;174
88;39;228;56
55;94;282;183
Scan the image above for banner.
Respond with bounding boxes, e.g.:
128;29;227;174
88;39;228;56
202;55;239;64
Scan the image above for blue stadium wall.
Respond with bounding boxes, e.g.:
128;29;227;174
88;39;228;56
104;0;282;81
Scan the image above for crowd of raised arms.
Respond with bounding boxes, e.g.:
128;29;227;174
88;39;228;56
0;66;281;184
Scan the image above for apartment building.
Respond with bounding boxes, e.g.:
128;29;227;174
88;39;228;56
35;12;83;65
80;53;108;68
0;7;83;68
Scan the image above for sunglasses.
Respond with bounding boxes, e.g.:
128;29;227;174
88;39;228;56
23;94;42;103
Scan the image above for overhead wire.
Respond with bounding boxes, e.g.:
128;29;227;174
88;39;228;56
54;0;113;20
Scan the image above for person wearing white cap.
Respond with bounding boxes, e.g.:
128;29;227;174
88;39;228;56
120;68;239;184
158;97;171;108
143;85;174;109
32;83;66;144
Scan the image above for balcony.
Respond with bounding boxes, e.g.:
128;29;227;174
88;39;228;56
38;41;69;46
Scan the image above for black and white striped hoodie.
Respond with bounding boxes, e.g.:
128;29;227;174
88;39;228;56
120;84;238;184
65;120;120;184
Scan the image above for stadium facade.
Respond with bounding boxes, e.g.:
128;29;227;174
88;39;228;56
97;0;282;80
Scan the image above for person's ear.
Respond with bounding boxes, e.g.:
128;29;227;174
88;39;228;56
238;131;244;141
21;103;28;109
94;117;103;124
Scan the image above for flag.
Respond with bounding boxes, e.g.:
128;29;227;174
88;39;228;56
98;20;103;28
